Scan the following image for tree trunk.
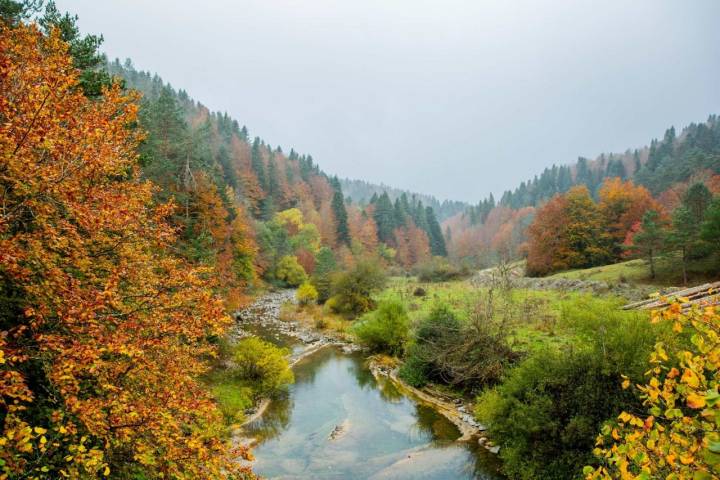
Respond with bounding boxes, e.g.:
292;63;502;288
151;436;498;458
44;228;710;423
649;249;656;279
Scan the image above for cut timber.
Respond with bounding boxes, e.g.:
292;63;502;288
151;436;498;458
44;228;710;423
622;281;720;311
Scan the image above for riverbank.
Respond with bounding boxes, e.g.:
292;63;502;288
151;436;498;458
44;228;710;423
231;289;494;453
367;358;501;454
231;290;358;448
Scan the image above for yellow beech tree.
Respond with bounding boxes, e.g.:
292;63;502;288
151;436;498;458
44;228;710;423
586;301;720;480
0;24;252;478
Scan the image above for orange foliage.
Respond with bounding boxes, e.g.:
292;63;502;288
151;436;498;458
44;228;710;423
348;206;379;253
526;194;571;276
394;224;431;268
0;25;250;478
598;177;662;255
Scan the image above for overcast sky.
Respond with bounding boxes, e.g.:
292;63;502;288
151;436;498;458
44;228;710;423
57;0;720;202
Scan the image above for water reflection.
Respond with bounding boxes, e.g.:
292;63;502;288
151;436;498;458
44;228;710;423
243;344;503;479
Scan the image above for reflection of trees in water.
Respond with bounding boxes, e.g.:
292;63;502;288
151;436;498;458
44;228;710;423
246;392;293;443
412;404;461;444
352;358;377;390
465;443;505;479
374;376;404;403
292;347;338;384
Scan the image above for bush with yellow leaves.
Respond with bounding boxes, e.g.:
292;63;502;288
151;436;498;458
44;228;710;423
586;300;720;480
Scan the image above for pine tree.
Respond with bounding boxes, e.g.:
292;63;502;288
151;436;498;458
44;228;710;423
628;210;667;279
251;136;266;190
330;177;350;245
425;206;447;256
373;192;395;244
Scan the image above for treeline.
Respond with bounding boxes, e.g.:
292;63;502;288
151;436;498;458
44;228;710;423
339;177;468;221
526;177;720;280
475;116;720;214
448;116;720;271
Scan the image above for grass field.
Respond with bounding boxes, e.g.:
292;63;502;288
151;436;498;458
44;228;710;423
548;252;718;287
373;277;648;354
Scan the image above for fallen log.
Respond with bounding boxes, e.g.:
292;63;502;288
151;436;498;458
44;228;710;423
623;282;720;311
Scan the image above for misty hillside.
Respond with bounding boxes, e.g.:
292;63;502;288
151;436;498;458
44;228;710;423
340;178;468;221
5;3;720;480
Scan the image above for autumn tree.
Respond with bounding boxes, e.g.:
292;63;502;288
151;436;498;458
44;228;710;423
526;186;608;276
598;178;661;260
0;24;250;479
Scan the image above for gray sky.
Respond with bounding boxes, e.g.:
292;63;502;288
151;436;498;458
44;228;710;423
58;0;720;202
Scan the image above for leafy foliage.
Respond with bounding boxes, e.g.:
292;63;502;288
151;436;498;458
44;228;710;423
0;24;250;479
327;260;387;317
587;302;720;480
476;298;662;480
296;282;319;306
352;300;409;355
232;337;294;397
274;255;308;287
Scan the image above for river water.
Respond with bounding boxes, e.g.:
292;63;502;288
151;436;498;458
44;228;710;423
241;315;502;479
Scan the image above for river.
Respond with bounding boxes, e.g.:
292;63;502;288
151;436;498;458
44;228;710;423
238;294;503;479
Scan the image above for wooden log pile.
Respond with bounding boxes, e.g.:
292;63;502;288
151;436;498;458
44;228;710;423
622;281;720;311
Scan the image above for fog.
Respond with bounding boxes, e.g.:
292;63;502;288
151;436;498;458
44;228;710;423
57;0;720;202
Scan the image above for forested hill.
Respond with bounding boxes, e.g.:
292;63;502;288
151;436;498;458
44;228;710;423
467;116;720;219
447;115;720;270
340;178;468;221
106;57;449;273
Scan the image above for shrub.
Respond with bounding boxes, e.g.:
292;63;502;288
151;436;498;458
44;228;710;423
296;282;319;305
474;299;664;480
400;302;518;391
398;348;432;387
352;300;409;355
232;337;294;396
327;260;387;317
476;348;641;480
415;257;469;282
587;303;718;479
275;255;308;287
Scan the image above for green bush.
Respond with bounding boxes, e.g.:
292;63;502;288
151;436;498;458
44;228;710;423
474;299;665;480
352;300;409;355
399;302;517;391
476;348;641;480
275;255;307;287
310;247;337;303
327;260;387;317
232;337;294;396
415;257;470;282
296;282;319;305
398;347;432;387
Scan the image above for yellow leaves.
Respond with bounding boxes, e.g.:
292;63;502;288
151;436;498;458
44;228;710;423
587;301;720;479
621;375;630;390
687;393;706;409
681;368;700;388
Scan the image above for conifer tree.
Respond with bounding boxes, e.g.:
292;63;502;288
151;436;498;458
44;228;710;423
373;192;395;244
425;206;447;256
251;136;266;190
330;177;350;245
